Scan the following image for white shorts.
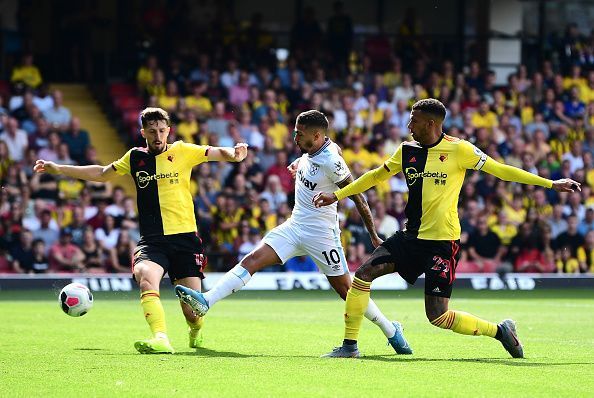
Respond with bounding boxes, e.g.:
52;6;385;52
262;219;348;276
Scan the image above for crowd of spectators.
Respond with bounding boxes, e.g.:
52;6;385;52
2;19;594;275
0;54;138;274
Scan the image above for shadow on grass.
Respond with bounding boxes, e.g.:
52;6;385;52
360;355;594;367
176;348;260;358
73;348;107;351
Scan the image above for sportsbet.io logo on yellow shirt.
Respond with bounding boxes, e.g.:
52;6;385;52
404;167;448;186
135;171;180;188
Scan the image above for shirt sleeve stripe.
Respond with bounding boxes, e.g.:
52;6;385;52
335;173;352;186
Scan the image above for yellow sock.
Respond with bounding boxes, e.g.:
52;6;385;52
431;310;498;337
344;277;372;341
140;290;167;338
187;316;204;331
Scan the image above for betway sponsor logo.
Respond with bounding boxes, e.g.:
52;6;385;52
404;167;447;186
136;170;179;188
298;169;317;191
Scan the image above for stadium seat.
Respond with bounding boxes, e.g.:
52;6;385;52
109;83;136;97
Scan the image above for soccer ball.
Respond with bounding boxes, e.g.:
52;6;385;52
59;283;93;317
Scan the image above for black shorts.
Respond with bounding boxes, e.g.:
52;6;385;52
132;232;207;283
381;231;461;298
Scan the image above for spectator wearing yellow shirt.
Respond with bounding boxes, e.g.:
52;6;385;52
533;189;553;219
176;109;199;143
342;137;373;169
518;94;534;125
503;195;527;226
471;101;498;130
257;198;277;233
136;55;158;92
185;82;213;117
158;80;179;112
490;211;518;246
11;54;42;89
562;65;587;94
583;152;594;189
581;70;594;103
145;69;166;98
556;245;580;273
212;195;245;249
265;108;288;150
549;125;572;160
383;57;403;88
577;231;594;273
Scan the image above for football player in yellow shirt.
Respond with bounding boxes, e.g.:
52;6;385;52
34;107;248;354
314;98;580;359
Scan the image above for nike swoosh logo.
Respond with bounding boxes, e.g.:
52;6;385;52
511;333;520;347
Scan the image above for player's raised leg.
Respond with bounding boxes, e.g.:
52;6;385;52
425;295;523;358
327;273;412;355
323;246;397;358
175;276;204;348
133;260;174;354
175;242;282;315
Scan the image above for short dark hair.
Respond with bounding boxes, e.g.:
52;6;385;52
412;99;446;121
140;107;170;129
296;110;329;131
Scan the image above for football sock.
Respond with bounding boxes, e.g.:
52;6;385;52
140;290;167;339
431;310;498;337
495;325;503;340
365;299;397;338
344;277;372;341
186;315;204;331
203;265;251;306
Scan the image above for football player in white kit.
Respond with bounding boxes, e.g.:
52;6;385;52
176;110;411;355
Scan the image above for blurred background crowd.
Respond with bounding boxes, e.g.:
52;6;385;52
0;0;593;275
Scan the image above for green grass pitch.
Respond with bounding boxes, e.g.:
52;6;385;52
1;289;593;397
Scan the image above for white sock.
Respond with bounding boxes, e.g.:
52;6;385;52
203;265;251;306
364;299;397;338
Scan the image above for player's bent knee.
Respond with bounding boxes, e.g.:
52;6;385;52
425;301;449;322
426;308;447;323
240;253;259;274
353;267;373;282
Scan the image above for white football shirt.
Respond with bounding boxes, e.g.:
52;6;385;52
291;138;351;228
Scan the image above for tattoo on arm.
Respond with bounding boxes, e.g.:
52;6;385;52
336;175;377;237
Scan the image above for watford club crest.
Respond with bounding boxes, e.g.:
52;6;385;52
439;154;448;162
167;155;174;162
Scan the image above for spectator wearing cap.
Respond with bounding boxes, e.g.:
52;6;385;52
49;228;85;272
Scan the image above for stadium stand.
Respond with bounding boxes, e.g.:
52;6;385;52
1;3;593;276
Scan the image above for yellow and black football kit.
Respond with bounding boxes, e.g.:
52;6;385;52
111;140;209;281
335;133;553;297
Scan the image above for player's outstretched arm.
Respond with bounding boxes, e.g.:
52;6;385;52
207;143;248;162
33;159;116;182
480;158;581;192
313;164;391;207
337;175;383;247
